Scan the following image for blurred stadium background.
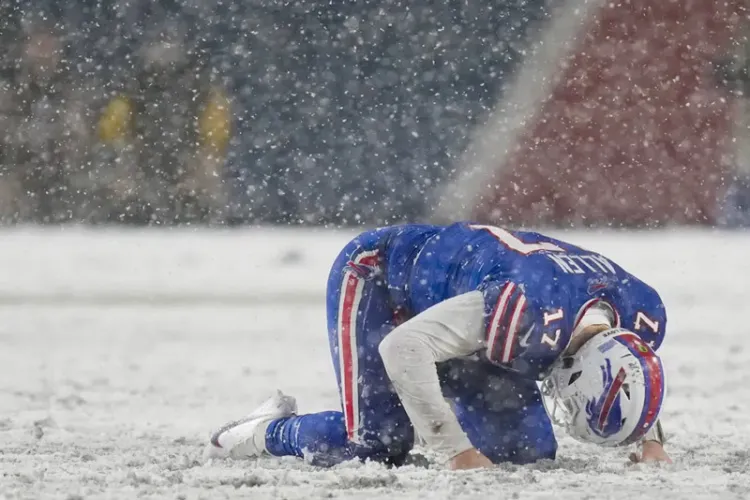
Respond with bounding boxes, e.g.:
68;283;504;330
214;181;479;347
1;0;747;228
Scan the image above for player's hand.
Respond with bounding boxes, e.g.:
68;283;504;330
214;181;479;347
629;441;672;465
449;448;494;470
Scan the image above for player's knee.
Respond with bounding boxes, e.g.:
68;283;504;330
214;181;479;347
350;391;416;464
352;425;415;466
481;432;557;465
510;413;558;464
513;434;557;464
512;389;558;463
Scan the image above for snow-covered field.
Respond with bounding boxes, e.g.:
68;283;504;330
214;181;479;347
2;227;749;499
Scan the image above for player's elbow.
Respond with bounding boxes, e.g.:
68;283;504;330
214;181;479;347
378;327;429;380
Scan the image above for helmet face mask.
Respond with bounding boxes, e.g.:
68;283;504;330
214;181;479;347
541;362;582;430
541;328;666;447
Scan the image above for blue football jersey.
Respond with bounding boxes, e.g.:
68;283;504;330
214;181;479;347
382;222;667;379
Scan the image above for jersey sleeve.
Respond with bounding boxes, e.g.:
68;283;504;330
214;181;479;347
479;280;568;379
611;284;668;351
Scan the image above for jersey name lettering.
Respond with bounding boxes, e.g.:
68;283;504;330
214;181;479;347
546;253;616;275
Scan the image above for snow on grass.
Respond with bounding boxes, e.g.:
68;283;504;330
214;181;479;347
1;228;748;499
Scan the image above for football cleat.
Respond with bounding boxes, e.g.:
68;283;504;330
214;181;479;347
203;390;297;461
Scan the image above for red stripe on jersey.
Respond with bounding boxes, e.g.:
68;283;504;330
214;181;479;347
486;282;517;361
500;294;527;363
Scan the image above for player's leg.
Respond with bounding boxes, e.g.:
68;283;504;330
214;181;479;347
438;359;557;464
263;229;415;466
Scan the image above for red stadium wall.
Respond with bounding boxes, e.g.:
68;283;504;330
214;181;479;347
471;0;744;227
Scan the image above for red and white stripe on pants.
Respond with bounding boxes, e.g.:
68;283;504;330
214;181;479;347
337;249;379;442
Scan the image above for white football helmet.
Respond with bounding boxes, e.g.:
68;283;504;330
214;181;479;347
541;327;666;446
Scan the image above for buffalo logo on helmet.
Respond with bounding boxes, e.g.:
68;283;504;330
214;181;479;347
585;358;627;438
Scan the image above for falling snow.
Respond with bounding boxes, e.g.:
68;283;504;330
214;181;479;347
2;0;750;498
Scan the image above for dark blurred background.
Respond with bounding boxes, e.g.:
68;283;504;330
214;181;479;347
1;0;748;228
0;0;548;226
